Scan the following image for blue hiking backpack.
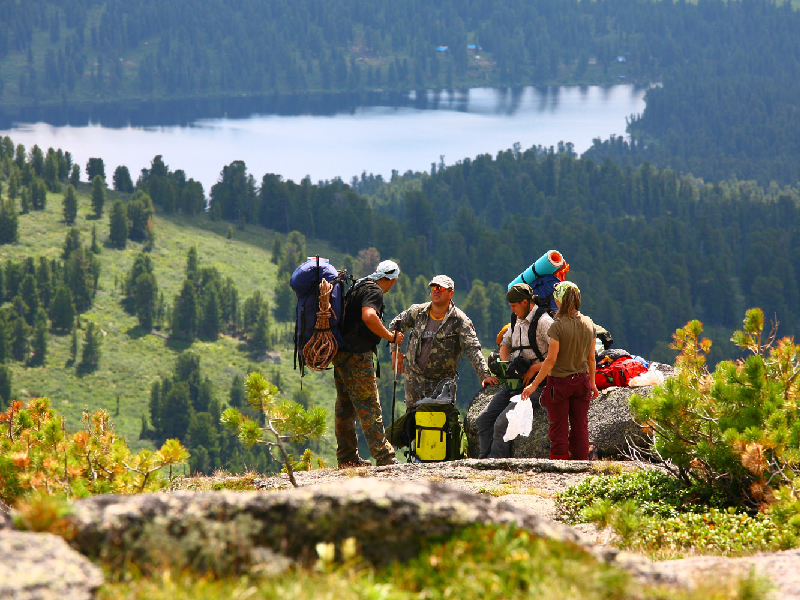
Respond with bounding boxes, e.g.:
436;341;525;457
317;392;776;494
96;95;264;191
290;257;352;376
529;273;560;312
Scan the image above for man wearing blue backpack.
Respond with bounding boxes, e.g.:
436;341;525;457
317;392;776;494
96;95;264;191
334;260;405;468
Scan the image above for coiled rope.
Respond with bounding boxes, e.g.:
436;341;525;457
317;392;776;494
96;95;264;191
302;278;338;371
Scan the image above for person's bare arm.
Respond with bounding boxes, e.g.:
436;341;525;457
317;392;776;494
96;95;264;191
362;306;404;345
521;339;559;400
588;348;599;399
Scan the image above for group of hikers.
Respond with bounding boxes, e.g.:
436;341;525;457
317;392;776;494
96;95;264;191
330;259;598;468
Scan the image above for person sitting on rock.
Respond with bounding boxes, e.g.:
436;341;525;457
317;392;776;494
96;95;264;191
476;283;553;459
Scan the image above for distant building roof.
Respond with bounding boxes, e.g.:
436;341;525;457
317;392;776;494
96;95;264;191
436;46;449;52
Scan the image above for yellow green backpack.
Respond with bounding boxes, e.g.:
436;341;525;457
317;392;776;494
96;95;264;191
410;378;465;462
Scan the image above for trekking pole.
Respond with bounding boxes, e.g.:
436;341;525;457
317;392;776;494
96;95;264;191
391;343;398;434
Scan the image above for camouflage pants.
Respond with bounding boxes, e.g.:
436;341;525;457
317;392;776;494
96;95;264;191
333;351;395;465
404;370;454;409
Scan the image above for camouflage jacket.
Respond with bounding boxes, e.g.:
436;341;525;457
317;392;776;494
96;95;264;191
388;301;491;382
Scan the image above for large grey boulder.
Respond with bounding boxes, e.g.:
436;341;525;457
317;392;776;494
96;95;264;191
0;530;104;600
66;478;586;575
466;363;675;459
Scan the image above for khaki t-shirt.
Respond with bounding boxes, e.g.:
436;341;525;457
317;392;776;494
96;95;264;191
547;313;595;378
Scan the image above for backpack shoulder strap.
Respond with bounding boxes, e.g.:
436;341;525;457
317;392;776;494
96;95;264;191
528;306;549;363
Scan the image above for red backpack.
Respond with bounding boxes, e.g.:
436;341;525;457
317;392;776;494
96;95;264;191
595;357;648;390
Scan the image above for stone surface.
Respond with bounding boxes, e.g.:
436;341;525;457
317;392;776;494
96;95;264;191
0;530;104;600
465;363;675;459
67;478;590;574
649;549;800;600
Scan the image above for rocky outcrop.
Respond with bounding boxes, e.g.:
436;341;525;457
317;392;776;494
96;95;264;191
466;363;675;459
649;548;800;600
0;531;104;600
66;478;588;575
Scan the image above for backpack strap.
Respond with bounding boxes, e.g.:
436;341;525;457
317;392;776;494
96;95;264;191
509;308;548;363
527;306;550;363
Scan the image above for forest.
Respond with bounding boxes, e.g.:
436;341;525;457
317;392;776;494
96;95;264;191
2;1;800;187
2;1;800;475
2;130;800;473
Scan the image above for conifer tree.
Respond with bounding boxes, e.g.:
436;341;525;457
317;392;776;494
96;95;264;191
90;224;100;254
50;286;75;332
0;198;18;244
20;274;39;325
186;246;198;281
36;257;51;310
8;171;18;200
90;175;105;218
31;179;47;210
10;316;29;362
64;247;96;312
62;227;81;259
149;381;161;440
200;282;221;339
108;199;128;248
69;164;80;187
70;319;78;363
250;306;270;351
134;273;158;331
80;321;101;370
0;365;11;409
20;187;30;214
160;381;193;442
62;184;77;224
0;311;8;363
30;308;48;366
172;280;197;339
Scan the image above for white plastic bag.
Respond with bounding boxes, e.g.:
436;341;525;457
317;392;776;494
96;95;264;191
628;368;665;387
503;394;533;442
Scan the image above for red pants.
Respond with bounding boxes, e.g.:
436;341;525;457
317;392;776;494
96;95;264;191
542;373;591;460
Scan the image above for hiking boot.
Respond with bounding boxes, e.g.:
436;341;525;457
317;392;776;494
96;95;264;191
337;457;372;469
376;457;400;467
587;444;598;461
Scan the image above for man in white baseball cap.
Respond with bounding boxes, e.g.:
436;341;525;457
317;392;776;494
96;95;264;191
388;274;498;409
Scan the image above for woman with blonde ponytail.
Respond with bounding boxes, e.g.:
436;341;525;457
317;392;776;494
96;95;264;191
521;281;598;460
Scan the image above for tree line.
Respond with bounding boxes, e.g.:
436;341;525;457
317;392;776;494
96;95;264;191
206;148;800;367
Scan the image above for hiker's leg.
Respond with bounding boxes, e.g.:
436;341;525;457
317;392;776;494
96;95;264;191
346;352;395;465
545;378;570;458
567;376;592;460
403;372;424;410
476;388;512;458
333;353;360;465
404;372;439;410
489;398;516;458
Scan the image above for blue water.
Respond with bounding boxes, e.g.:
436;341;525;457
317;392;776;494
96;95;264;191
0;86;646;193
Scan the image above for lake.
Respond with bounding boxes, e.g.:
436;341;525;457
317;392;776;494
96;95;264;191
0;85;646;193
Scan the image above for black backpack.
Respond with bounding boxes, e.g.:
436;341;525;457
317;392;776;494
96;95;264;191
339;278;386;354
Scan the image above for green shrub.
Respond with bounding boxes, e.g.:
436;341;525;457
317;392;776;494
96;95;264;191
0;398;189;504
555;470;718;525
221;372;327;487
630;309;800;516
557;470;795;558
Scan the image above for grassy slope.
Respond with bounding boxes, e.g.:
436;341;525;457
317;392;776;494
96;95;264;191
1;183;342;453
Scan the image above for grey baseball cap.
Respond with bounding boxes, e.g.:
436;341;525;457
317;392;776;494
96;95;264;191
429;275;454;290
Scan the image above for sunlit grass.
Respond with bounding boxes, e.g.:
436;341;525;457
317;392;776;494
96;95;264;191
1;184;342;456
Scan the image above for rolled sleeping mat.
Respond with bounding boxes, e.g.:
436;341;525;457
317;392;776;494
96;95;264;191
507;250;565;290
